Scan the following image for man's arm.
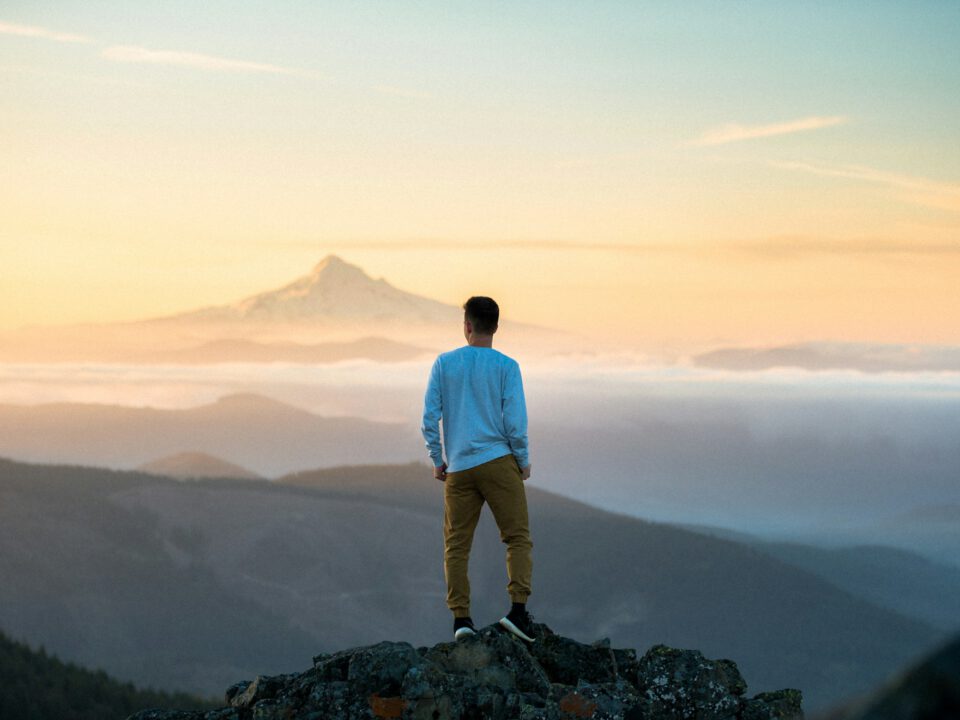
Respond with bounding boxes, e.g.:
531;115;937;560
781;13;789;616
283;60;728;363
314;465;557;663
420;357;445;477
502;361;530;476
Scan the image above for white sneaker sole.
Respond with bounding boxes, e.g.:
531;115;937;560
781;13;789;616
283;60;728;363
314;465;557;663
499;616;535;642
454;627;476;640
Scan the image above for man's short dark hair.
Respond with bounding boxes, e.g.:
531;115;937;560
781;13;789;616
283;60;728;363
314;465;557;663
463;296;499;335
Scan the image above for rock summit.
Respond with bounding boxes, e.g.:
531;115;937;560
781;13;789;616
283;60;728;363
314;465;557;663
128;621;802;719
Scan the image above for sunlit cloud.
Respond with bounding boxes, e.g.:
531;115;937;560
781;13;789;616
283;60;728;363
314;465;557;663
774;161;960;214
270;235;960;260
689;116;848;146
728;235;960;258
0;20;92;43
100;45;309;75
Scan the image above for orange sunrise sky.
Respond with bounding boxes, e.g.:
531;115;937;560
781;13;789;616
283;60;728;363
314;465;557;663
2;2;959;354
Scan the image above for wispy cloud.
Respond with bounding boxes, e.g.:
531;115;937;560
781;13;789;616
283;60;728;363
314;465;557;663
4;18;314;78
774;161;960;214
0;20;92;43
689;116;848;146
728;235;960;258
271;235;960;260
101;45;310;76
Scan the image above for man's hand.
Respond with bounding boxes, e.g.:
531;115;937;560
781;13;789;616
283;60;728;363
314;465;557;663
520;464;531;481
434;464;447;482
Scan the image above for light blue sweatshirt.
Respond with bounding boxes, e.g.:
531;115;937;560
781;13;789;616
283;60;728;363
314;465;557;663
421;345;529;473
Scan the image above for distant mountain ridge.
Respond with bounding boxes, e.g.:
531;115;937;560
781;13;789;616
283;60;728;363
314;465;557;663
138;452;263;481
0;254;565;362
147;255;460;326
0;392;420;475
691;341;960;373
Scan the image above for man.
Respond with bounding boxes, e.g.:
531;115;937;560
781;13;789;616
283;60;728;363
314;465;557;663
421;296;535;643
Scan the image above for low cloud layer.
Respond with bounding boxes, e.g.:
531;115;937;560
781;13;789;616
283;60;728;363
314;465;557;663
692;341;960;373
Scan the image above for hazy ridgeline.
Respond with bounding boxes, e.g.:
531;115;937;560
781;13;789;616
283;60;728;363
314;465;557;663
2;362;958;565
1;456;957;715
530;387;960;554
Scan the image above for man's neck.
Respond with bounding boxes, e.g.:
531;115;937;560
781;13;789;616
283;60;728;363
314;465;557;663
467;335;494;348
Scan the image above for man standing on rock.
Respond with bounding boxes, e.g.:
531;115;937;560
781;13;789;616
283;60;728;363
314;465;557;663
421;296;536;643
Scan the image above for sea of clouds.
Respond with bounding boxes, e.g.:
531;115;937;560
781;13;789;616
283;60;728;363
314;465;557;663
2;357;959;543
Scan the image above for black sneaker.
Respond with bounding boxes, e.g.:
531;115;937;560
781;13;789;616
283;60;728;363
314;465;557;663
499;609;536;642
453;617;477;640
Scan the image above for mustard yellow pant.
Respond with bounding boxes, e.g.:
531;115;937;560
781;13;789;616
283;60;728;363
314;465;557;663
443;453;533;618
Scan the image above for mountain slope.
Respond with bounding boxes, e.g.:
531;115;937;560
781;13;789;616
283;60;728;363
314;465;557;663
0;456;946;713
0;392;420;475
814;631;960;720
849;504;960;569
0;627;216;720
138;452;263;481
749;541;960;632
157;255;458;325
677;523;960;632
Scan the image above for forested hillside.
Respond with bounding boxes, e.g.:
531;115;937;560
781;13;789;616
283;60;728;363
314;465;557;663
0;627;216;720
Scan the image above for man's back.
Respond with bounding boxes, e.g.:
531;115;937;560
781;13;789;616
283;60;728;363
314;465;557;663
421;345;529;474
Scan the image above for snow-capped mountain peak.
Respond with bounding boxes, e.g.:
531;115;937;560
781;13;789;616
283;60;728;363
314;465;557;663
180;254;458;324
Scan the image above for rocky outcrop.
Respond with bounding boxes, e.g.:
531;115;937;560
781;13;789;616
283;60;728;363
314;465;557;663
127;622;803;719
